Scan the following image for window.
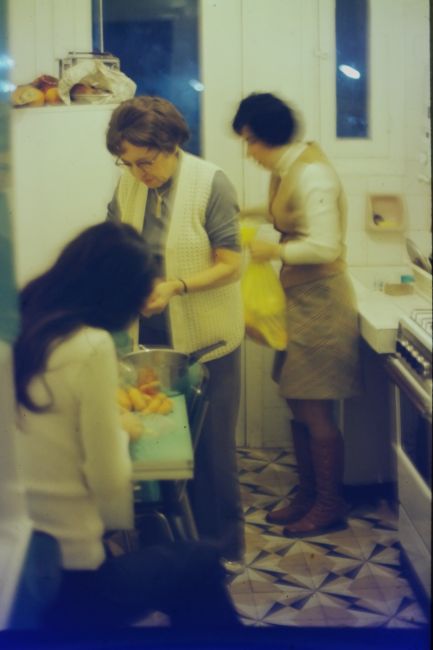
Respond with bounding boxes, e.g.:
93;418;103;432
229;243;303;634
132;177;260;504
319;0;398;164
92;0;201;155
335;0;369;138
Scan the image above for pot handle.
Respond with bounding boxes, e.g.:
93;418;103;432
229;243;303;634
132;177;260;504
187;340;226;365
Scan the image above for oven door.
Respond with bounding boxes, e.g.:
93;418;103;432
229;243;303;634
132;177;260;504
385;355;432;598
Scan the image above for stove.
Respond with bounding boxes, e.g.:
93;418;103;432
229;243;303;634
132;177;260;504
396;308;432;399
388;299;432;600
409;308;433;343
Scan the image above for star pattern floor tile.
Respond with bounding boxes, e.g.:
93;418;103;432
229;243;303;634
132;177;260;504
230;447;430;629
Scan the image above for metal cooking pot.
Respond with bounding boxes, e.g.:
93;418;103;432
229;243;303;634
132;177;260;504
121;340;226;394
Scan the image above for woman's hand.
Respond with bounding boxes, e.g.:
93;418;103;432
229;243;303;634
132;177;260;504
140;247;242;318
141;279;181;317
249;240;281;263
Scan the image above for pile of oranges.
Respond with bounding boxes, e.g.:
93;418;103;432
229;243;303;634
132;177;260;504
117;367;174;416
12;75;63;107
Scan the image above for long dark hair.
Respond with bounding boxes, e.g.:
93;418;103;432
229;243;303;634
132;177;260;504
14;221;155;412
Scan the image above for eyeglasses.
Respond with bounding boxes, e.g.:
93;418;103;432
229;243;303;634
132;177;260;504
115;150;161;172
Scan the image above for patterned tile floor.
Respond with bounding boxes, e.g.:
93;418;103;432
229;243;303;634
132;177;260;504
230;447;430;629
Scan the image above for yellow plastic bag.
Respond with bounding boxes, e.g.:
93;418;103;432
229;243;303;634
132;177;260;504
240;224;288;351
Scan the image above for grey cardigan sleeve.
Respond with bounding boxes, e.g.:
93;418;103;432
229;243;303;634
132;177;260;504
205;171;241;252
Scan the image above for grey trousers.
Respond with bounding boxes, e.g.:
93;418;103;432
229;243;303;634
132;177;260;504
188;346;245;561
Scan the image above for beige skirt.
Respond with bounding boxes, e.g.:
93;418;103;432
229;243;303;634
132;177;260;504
272;272;362;399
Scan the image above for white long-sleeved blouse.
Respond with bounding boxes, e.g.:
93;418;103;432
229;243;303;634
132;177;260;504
272;142;347;267
16;327;133;570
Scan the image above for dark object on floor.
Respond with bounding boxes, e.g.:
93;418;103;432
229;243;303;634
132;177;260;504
39;541;240;633
342;481;397;510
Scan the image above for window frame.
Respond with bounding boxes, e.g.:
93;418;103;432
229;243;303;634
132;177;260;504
318;0;405;171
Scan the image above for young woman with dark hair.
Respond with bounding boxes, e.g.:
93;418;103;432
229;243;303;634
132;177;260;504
232;93;362;539
14;221;155;411
13;221;240;632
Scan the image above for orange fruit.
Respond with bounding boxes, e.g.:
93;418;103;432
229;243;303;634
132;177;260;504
44;87;62;104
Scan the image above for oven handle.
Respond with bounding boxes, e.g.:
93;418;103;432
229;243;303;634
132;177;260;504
384;355;432;421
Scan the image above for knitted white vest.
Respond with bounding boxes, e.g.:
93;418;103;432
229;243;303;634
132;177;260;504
117;151;244;361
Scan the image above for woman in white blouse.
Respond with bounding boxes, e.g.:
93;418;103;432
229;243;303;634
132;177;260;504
232;93;362;538
13;221;240;631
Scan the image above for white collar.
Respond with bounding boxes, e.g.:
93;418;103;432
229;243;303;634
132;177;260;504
274;141;307;177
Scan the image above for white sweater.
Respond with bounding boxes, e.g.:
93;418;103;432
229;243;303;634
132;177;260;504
117;151;244;360
15;327;133;570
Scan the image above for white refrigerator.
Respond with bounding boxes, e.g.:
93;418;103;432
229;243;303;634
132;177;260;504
11;103;120;287
0;103;119;628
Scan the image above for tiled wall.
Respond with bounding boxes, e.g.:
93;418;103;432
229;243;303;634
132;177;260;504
341;0;431;270
343;173;431;272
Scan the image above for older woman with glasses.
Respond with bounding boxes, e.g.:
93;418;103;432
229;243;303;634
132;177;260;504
106;96;245;573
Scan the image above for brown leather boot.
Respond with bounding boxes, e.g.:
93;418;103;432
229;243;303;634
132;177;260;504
266;421;316;525
283;434;349;538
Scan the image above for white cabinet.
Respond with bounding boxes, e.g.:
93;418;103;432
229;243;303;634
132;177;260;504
240;339;292;449
337;341;395;485
1;101;118;627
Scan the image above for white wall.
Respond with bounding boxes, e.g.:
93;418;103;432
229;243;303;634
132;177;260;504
7;0;92;83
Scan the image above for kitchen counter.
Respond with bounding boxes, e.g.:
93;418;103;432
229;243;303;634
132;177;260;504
350;272;431;354
338;270;431;486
